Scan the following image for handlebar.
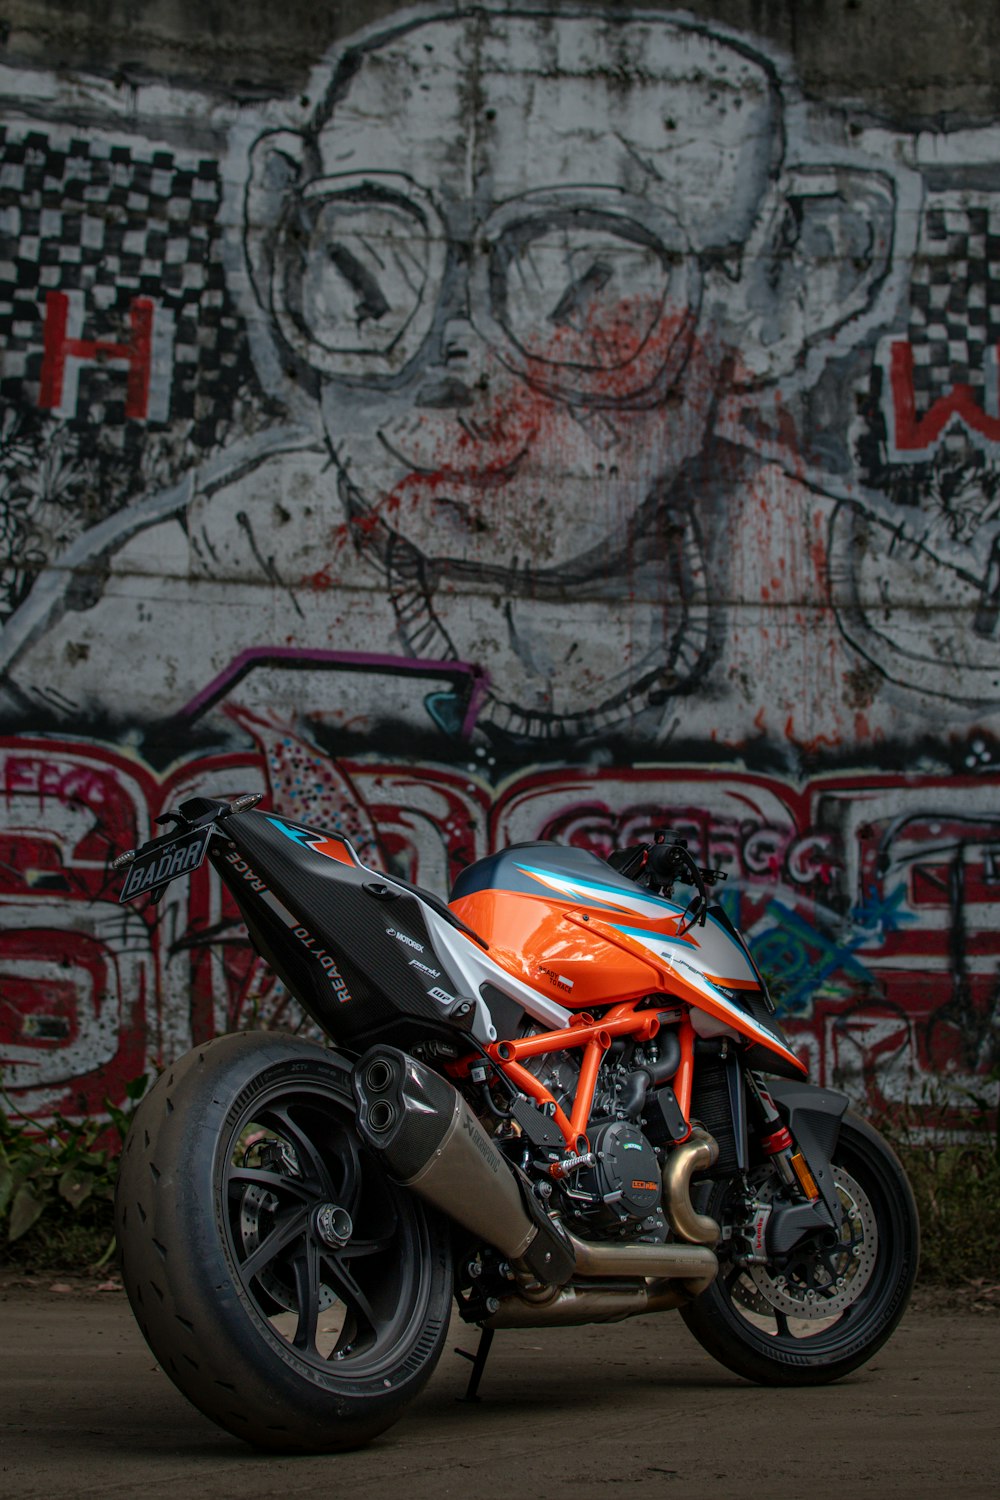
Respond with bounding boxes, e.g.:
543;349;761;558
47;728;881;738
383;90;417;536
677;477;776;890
623;834;727;935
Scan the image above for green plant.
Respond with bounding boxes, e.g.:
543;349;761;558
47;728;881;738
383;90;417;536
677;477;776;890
0;1075;148;1271
898;1141;1000;1285
878;1067;1000;1287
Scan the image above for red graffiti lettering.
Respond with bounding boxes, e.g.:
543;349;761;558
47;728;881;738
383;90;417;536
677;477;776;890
887;339;1000;455
38;290;171;421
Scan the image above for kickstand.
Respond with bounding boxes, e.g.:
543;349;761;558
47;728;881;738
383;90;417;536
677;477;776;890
454;1326;495;1402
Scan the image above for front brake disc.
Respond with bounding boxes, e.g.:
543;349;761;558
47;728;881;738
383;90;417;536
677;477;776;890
740;1165;879;1320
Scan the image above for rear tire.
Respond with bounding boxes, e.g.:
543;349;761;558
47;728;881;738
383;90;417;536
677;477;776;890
115;1031;453;1451
680;1112;919;1385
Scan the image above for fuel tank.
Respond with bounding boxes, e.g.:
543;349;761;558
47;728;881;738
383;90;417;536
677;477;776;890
449;842;756;1007
449;842;803;1074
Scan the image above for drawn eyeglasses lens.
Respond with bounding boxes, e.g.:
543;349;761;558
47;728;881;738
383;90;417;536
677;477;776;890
273;180;446;376
488;213;682;379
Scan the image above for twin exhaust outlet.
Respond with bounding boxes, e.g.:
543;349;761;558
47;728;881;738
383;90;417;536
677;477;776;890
353;1046;719;1328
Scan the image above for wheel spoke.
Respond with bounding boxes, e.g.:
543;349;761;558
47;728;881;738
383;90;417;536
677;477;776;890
214;1069;440;1381
320;1251;379;1336
774;1309;792;1338
325;1126;364;1213
239;1204;310;1283
331;1308;360;1360
291;1237;322;1353
264;1105;337;1198
338;1232;395;1260
226;1165;315;1203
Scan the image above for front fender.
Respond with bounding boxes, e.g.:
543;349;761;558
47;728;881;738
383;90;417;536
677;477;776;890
768;1079;849;1224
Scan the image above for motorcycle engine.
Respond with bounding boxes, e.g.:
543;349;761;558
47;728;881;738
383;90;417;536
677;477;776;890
575;1120;663;1229
525;1039;666;1238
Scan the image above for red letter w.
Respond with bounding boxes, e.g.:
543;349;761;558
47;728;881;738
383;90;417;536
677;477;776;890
884;338;1000;459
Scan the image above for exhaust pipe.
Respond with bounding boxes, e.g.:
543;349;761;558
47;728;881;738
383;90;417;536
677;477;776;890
663;1126;721;1245
484;1232;719;1331
353;1046;719;1301
566;1229;717;1290
353;1046;574;1285
483;1278;699;1329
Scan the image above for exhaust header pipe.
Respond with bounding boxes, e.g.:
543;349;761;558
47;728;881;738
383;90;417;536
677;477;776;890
664;1127;721;1245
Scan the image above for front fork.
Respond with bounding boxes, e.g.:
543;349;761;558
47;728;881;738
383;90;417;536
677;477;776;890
732;1073;835;1270
746;1072;822;1202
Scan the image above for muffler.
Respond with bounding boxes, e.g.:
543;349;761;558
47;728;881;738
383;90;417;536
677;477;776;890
353;1046;574;1284
353;1046;720;1303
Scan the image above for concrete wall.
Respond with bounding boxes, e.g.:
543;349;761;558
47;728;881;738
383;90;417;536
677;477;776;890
2;3;999;1124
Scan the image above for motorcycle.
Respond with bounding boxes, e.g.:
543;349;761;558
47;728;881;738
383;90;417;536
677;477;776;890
113;792;919;1452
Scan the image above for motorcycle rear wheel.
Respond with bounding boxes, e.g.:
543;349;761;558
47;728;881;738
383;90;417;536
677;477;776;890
115;1031;453;1451
680;1112;918;1384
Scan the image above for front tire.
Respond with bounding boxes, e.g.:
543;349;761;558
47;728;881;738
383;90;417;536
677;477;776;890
680;1112;919;1384
115;1031;453;1451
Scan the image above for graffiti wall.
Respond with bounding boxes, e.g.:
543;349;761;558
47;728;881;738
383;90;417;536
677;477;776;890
1;5;998;1124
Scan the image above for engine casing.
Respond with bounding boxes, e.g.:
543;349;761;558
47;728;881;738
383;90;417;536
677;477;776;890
577;1120;663;1227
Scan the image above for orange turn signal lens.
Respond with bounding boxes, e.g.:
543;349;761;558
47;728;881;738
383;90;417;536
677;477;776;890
790;1151;820;1200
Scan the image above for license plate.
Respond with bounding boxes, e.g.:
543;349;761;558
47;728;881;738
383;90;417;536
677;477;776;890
118;825;214;903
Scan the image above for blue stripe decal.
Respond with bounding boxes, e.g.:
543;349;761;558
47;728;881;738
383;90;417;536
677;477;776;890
612;924;793;1057
611;923;692;950
514;862;686;918
267;817;317;847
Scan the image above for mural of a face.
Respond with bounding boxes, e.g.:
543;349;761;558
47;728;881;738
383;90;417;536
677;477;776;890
242;11;890;739
2;3;998;1133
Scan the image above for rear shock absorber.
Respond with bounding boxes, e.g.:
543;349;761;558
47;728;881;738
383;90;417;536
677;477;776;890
747;1073;820;1201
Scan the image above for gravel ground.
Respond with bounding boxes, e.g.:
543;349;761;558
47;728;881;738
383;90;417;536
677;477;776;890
1;1275;997;1500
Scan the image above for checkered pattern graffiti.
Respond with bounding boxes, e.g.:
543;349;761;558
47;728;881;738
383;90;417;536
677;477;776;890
0;123;251;442
0;119;267;621
876;194;1000;462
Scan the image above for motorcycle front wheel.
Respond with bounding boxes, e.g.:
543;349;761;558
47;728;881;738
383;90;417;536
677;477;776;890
115;1031;453;1451
680;1112;919;1385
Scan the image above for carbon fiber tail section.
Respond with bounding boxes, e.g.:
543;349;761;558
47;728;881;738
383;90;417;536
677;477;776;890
215;810;475;1048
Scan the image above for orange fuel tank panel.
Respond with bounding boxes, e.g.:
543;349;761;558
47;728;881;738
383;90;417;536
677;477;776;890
450;888;662;1010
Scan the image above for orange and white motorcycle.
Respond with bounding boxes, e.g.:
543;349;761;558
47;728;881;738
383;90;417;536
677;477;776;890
114;793;919;1451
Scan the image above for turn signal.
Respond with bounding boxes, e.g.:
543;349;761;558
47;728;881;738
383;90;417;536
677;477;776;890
790;1151;820;1200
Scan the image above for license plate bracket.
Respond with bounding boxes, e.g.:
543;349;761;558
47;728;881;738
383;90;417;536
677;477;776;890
118;825;214;903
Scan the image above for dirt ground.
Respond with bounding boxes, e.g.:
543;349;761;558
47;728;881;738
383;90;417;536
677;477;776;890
1;1278;997;1500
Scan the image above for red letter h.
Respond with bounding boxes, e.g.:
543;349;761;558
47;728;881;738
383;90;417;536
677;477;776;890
38;290;173;421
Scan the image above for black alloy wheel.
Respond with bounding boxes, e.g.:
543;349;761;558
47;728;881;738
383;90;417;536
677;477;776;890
680;1112;919;1384
116;1031;453;1450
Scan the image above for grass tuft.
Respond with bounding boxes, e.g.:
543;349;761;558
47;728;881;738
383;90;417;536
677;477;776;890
876;1069;1000;1288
